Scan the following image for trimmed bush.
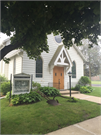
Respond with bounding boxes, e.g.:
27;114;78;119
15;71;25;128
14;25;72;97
1;81;11;95
78;76;91;86
39;86;61;96
11;91;42;105
80;86;91;93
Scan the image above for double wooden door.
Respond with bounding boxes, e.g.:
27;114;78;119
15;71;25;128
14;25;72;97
53;66;64;89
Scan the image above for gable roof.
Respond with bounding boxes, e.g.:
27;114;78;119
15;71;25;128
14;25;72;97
49;45;73;67
14;73;30;77
73;44;87;62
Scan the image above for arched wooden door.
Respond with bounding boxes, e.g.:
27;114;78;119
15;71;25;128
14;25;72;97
53;66;64;89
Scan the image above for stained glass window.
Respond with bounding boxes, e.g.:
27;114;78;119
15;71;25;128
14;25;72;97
36;57;43;78
72;61;76;78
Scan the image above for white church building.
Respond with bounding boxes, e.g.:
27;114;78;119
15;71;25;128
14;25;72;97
0;33;86;89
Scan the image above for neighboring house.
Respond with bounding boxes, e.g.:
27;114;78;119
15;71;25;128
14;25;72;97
0;33;86;89
91;75;100;81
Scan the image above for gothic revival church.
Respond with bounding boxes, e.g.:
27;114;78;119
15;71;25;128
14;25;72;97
0;33;86;89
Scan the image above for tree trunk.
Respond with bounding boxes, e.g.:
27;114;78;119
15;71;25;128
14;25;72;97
0;36;27;61
0;43;21;61
89;62;92;86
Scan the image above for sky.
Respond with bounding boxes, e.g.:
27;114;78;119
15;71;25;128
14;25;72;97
0;32;10;44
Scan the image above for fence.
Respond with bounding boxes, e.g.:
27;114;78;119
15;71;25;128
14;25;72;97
48;82;60;89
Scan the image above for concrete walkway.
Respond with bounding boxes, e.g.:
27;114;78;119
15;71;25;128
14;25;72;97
71;93;101;104
0;96;5;99
46;116;101;135
46;94;101;135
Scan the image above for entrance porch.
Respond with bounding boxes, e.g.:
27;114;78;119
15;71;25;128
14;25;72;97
59;90;79;96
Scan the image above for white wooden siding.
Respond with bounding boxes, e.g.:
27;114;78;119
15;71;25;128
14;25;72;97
4;63;9;79
0;60;9;79
66;46;84;89
0;61;3;75
7;55;22;80
8;58;13;80
22;52;35;75
15;55;22;74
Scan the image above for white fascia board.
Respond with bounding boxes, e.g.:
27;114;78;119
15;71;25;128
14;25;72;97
73;44;87;62
56;62;69;66
5;49;23;59
54;45;72;67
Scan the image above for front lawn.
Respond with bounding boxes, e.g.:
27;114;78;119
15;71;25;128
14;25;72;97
91;81;101;84
85;87;101;97
1;97;100;134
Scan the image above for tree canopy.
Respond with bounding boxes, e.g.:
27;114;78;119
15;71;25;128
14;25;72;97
80;39;101;78
1;1;100;60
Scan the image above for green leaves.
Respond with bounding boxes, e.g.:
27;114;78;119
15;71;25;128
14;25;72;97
32;81;41;90
1;1;100;60
67;97;79;102
1;81;11;95
3;57;10;64
7;91;42;105
39;86;61;96
78;76;91;86
80;86;93;93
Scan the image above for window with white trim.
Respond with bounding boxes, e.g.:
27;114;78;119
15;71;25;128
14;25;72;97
72;61;76;78
36;57;43;78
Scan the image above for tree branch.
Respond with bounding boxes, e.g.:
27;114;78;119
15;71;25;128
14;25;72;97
0;35;28;61
0;42;22;61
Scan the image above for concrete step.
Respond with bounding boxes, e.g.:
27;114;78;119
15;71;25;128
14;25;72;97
60;90;80;95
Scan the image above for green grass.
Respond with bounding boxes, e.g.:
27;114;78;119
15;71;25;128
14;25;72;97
85;87;101;97
1;97;101;134
91;81;101;84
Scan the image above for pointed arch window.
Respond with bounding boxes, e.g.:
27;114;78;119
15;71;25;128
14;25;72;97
72;61;76;78
36;57;43;78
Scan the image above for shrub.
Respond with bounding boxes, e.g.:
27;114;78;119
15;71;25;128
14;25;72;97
75;84;81;91
67;97;79;102
11;96;20;105
11;91;42;105
80;86;91;93
32;81;41;90
86;86;93;92
1;81;11;95
6;91;12;100
78;76;91;86
71;87;76;90
0;74;8;82
39;86;61;96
